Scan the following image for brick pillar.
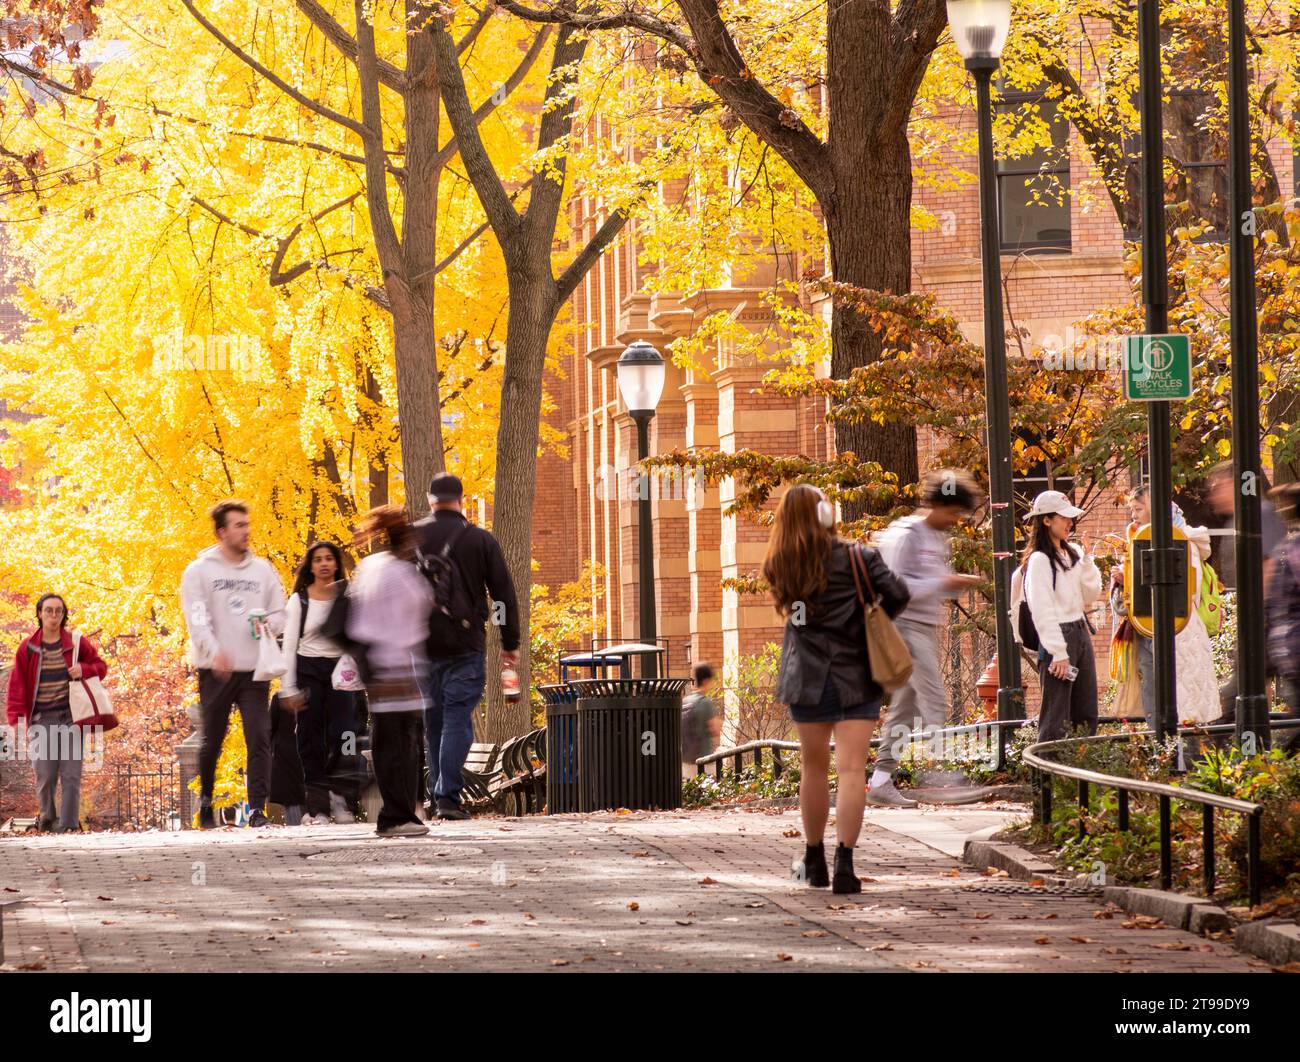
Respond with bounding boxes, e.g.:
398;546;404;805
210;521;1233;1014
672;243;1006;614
682;372;723;676
715;363;798;735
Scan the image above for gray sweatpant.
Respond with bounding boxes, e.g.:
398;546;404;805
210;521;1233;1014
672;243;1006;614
29;707;84;830
1037;619;1099;742
876;620;947;775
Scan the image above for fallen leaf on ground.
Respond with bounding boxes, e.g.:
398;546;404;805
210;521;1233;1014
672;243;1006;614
782;829;801;838
551;958;570;966
627;901;639;911
1155;942;1192;951
1042;913;1058;920
870;943;894;951
468;918;487;926
775;953;794;962
974;912;993;920
1069;936;1099;944
802;930;828;938
1274;962;1300;973
699;877;719;885
631;851;650;858
1102;947;1127;956
745;902;766;908
1034;937;1051;945
941;869;961;878
97;895;113;902
675;920;694;926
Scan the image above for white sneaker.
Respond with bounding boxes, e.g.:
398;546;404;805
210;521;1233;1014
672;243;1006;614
329;792;356;824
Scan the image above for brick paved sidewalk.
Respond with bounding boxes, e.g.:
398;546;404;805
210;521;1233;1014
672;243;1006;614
0;805;1268;973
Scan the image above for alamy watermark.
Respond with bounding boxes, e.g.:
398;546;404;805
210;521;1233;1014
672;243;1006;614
150;329;265;378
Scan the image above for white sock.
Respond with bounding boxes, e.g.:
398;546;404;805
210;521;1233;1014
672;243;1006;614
870;769;893;789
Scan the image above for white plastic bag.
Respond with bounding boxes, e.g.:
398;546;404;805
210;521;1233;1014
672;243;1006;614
253;621;287;681
331;654;365;692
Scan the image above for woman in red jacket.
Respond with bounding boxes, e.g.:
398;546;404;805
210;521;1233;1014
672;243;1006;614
5;594;108;832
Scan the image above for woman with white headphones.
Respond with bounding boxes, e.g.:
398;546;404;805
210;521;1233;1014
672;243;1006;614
763;484;910;894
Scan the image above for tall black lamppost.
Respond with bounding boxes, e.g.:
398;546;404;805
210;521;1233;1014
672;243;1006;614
1226;0;1269;750
947;0;1022;724
616;340;666;678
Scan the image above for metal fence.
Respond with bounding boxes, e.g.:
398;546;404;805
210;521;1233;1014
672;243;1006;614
111;763;182;831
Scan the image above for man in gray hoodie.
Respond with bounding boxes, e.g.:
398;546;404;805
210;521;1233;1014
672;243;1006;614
180;500;286;828
869;470;982;807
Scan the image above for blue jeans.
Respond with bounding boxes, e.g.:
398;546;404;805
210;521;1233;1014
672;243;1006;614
422;651;487;806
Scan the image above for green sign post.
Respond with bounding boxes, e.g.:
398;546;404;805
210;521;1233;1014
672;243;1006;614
1124;333;1192;401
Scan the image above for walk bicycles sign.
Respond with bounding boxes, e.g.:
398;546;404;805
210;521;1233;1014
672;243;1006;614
1124;333;1192;401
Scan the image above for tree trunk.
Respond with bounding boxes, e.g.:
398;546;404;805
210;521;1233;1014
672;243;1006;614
387;298;445;515
825;130;920;511
482;274;555;741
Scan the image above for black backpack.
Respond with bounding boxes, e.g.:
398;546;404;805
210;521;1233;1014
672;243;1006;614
416;522;477;632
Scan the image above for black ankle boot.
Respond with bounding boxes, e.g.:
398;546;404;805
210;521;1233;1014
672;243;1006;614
832;843;862;894
799;842;830;888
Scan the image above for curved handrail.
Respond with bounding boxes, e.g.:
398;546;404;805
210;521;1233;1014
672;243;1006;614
1023;718;1300;905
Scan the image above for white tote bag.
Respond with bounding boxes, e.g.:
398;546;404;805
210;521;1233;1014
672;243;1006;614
252;620;287;682
331;654;366;692
68;632;115;726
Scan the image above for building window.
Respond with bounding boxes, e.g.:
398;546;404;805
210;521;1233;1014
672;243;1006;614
996;87;1071;253
1167;88;1228;239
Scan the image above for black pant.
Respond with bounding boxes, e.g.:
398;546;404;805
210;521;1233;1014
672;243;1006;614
1037;620;1099;742
198;669;271;810
370;711;423;831
269;697;306;808
294;655;360;815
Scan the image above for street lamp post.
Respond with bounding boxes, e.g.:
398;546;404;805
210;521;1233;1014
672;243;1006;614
947;0;1022;726
616;340;666;678
1226;0;1269;750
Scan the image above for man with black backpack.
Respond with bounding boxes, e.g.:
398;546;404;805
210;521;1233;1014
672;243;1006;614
413;473;521;820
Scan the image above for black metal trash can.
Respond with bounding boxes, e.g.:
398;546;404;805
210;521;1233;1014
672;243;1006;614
540;684;580;814
571;677;690;811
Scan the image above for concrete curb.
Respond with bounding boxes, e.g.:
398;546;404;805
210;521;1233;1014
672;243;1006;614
1232;919;1300;966
962;838;1072;885
962;830;1296;966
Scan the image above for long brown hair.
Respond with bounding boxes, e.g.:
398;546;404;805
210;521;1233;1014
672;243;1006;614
353;505;415;556
762;485;833;616
1020;514;1079;575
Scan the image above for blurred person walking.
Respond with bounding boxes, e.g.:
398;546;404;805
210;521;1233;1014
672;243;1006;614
1207;462;1286;724
5;594;107;832
280;541;360;824
764;485;910;894
681;663;722;779
870;470;982;806
1012;491;1102;742
413;474;519;821
347;506;435;838
180;500;287;829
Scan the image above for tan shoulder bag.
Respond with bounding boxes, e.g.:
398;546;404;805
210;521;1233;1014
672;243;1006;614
848;545;914;693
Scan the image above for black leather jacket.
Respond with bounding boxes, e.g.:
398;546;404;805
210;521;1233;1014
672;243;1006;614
774;538;911;709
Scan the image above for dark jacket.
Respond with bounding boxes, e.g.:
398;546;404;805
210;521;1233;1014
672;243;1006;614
6;628;109;726
413;510;521;658
774;539;910;709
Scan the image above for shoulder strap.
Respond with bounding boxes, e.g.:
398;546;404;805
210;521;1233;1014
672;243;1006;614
72;631;81;664
440;519;472;559
848;544;879;607
298;590;310;639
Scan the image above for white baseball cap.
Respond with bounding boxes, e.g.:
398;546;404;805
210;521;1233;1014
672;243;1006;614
1024;490;1085;521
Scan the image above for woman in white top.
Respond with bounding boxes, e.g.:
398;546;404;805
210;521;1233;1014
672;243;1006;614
1018;491;1103;741
280;541;358;825
347;507;435;838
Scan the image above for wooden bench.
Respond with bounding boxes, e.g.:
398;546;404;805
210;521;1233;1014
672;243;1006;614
486;729;547;816
459;742;505;809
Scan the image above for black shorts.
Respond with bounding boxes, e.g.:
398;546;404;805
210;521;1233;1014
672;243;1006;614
790;676;881;724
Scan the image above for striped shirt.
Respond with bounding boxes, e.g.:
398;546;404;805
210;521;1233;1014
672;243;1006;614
33;640;70;714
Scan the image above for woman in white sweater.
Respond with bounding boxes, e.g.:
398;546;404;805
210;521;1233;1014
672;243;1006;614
1017;491;1103;741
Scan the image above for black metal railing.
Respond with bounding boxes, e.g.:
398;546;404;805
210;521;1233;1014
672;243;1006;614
111;763;182;830
694;717;1037;781
1023;719;1300;906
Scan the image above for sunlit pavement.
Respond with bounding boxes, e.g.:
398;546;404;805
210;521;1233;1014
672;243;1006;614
0;804;1265;972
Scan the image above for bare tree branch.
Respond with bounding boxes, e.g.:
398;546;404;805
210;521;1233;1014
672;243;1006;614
181;0;368;138
294;0;406;90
